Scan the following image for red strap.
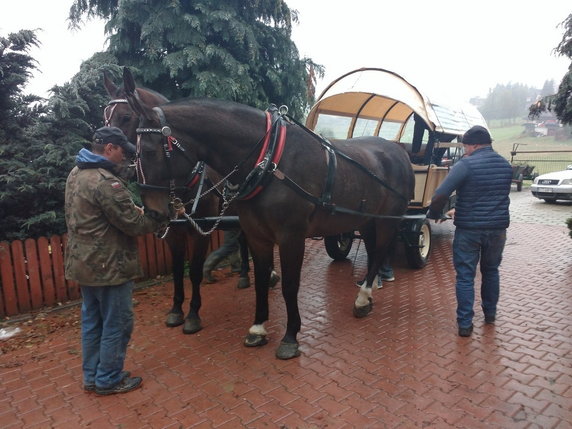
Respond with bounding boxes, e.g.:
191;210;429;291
241;125;287;200
255;111;272;165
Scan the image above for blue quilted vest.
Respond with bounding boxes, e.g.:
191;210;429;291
454;147;512;230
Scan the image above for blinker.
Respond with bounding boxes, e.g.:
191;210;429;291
161;126;172;136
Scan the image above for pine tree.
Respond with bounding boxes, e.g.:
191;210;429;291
529;13;572;125
68;0;323;119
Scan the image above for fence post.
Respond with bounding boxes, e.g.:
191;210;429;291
37;236;56;308
0;241;18;317
24;238;43;310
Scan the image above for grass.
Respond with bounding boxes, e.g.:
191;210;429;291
489;124;572;175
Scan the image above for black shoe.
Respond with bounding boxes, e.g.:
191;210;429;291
84;370;130;392
458;325;473;337
484;315;496;324
95;376;142;396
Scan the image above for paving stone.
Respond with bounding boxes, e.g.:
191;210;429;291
0;189;570;427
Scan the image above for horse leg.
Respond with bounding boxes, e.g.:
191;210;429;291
274;235;305;359
354;220;399;318
236;230;251;289
182;233;210;334
165;232;186;327
243;239;274;348
353;221;382;318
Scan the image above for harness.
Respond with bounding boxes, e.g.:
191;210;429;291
134;103;412;233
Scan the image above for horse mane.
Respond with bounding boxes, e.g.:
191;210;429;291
116;85;169;104
166;97;261;115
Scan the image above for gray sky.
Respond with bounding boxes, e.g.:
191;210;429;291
2;0;570;104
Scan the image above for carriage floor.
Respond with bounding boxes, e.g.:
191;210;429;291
1;191;571;428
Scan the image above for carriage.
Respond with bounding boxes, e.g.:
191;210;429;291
305;67;489;267
119;66;489;359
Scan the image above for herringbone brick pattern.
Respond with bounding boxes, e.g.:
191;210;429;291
1;193;571;428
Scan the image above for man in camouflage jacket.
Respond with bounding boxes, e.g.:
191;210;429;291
65;126;167;395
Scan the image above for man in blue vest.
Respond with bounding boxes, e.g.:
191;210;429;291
427;126;512;337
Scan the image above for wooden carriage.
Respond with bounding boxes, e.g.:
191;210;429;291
305;67;489;267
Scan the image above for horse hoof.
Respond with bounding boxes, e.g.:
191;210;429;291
269;273;280;289
182;318;202;334
275;341;300;360
237;277;250;289
244;333;268;347
165;312;184;327
353;298;373;318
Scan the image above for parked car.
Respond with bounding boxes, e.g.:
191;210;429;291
530;165;572;203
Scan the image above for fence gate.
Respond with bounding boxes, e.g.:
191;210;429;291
510;144;572;177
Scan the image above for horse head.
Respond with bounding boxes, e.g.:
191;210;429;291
121;67;202;219
103;70;169;144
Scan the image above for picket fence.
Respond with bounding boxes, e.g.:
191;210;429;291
0;231;223;319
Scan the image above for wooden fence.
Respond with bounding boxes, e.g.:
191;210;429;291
0;231;223;319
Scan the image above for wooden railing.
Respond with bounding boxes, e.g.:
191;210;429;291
0;231;223;319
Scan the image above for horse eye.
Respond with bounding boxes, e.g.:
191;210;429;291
120;114;131;124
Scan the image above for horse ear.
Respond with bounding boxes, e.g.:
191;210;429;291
123;67;136;95
103;71;118;97
123;68;156;121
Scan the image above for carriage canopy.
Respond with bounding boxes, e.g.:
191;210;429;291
305;67;487;143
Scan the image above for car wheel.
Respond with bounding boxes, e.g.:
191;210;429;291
543;198;557;204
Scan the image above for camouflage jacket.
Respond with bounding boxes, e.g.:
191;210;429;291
65;149;166;286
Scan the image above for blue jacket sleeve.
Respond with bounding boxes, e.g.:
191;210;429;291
427;161;470;218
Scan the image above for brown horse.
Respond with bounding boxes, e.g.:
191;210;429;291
123;67;414;359
104;73;234;334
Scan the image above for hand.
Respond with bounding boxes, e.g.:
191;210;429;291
436;209;455;223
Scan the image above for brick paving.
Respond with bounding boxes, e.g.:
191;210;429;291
0;190;571;428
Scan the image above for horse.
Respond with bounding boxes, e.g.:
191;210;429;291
122;67;414;359
103;72;250;334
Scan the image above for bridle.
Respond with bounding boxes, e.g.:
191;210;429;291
135;106;206;212
104;98;205;213
103;98;129;126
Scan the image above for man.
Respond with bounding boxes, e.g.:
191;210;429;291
65;127;168;395
427;125;512;337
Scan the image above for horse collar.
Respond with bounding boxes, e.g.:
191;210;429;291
232;106;288;200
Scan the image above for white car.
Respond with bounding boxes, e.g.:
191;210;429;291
530;165;572;203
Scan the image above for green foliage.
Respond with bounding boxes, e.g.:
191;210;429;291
3;1;324;241
529;13;572;126
69;0;323;119
0;36;122;241
0;30;42;140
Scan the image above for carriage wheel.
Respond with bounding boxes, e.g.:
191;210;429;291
405;219;431;269
324;233;354;261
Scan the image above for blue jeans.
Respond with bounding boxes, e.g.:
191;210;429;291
453;228;506;328
81;282;134;389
